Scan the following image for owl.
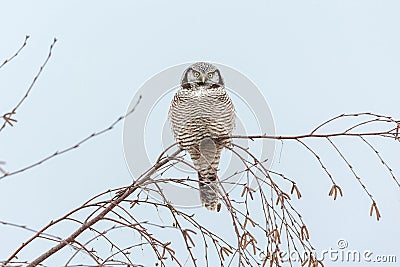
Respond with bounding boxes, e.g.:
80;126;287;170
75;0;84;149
169;62;235;210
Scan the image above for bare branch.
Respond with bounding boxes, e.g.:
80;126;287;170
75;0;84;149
4;148;182;267
0;35;30;69
0;95;142;181
0;38;57;133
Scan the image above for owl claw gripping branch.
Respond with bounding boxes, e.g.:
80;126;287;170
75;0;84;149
169;62;235;210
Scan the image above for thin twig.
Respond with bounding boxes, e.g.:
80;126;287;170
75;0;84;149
0;38;57;133
0;95;142;180
8;148;182;267
0;35;30;69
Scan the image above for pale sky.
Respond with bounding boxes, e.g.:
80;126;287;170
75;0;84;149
0;1;399;266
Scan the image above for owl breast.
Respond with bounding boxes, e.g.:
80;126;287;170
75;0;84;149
169;87;235;150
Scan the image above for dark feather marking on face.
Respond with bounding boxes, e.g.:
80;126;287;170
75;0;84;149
181;82;191;89
214;69;224;86
181;69;189;85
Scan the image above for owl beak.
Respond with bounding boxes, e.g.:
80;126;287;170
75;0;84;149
201;76;206;83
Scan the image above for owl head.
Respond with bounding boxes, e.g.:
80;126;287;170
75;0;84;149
181;62;224;88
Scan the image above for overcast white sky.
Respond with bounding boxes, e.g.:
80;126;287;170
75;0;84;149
0;1;399;266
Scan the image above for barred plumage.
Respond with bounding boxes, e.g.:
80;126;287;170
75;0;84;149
169;62;235;210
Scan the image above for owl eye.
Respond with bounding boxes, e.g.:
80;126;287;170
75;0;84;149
194;72;200;77
208;73;213;78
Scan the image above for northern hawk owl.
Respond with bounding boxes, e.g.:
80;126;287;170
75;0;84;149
169;62;235;210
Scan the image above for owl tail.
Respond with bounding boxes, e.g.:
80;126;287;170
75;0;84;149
198;172;219;210
193;138;222;211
